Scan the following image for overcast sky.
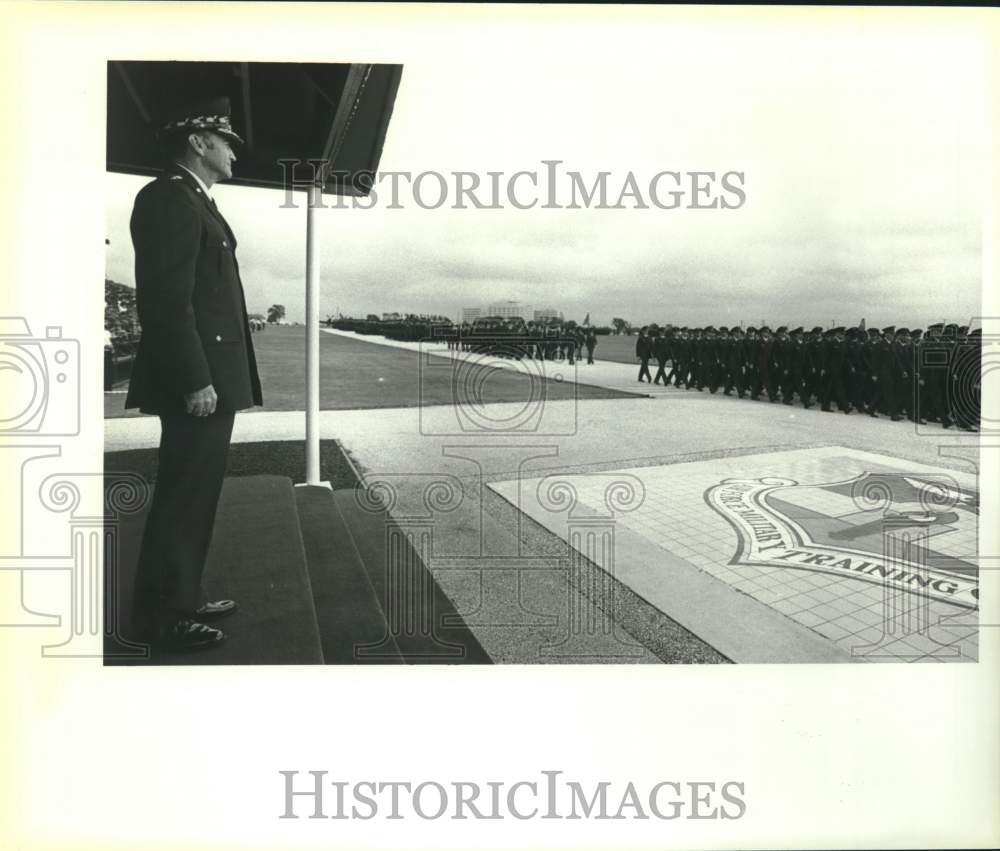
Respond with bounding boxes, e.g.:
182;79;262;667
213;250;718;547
105;21;987;329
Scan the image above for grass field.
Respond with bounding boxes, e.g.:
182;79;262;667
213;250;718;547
587;333;641;365
105;325;639;418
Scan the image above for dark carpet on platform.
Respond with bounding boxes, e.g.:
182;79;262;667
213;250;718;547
104;438;358;488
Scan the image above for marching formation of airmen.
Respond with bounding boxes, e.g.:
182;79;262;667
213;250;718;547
634;323;982;431
448;317;600;365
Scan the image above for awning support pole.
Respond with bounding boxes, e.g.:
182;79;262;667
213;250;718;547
304;182;321;485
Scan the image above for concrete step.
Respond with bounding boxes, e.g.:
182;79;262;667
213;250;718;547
294;486;403;664
330;488;493;664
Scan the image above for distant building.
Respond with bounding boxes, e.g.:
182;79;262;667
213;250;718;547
382;312;402;321
534;308;563;322
487;300;530;320
461;306;483;324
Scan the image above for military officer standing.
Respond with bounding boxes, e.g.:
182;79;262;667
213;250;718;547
126;97;261;652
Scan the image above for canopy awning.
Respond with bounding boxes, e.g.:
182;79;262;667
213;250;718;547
107;60;402;195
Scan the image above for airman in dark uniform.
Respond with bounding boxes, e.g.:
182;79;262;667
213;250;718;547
636;326;653;383
787;327;810;407
919;323;951;427
821;327;851;413
770;326;791;404
805;326;825;405
767;327;783;401
893;328;916;421
723;327;746;398
652;327;670;385
667;327;687;387
703;326;721;393
867;326;902;419
957;328;982;431
744;327;760;399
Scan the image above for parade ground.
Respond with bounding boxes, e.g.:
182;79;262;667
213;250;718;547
104;326;981;665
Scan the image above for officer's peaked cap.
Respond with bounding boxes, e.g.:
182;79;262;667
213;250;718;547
161;96;244;146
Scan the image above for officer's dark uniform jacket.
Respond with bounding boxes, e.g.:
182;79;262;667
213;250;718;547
636;333;652;360
125;165;262;415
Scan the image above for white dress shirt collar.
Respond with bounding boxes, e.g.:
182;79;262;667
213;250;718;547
175;163;213;202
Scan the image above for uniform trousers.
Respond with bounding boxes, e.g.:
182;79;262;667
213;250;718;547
132;411;236;630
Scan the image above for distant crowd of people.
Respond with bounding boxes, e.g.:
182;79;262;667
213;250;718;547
447;318;600;364
634;323;982;430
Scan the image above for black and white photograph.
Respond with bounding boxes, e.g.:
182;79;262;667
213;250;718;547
3;3;999;849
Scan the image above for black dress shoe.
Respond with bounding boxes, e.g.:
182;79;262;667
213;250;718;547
157;619;226;652
193;599;239;621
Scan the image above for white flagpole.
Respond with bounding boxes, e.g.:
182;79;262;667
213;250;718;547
301;64;372;487
304;181;321;486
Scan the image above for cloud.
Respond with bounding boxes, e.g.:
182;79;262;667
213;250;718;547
105;24;986;329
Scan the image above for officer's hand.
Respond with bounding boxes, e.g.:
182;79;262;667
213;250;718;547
185;384;218;417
